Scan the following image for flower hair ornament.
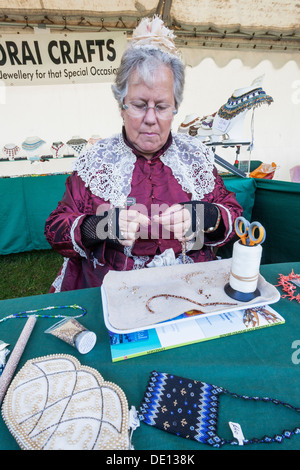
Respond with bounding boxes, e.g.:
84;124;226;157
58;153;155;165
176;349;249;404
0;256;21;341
129;16;180;57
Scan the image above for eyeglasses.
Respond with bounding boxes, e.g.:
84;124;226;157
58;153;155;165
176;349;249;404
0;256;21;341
122;101;177;120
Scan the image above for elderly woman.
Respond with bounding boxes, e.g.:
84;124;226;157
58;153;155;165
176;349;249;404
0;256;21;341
45;17;242;293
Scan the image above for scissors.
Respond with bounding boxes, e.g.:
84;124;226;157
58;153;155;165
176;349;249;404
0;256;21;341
234;216;266;246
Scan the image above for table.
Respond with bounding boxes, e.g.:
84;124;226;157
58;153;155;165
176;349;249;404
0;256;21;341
0;262;299;451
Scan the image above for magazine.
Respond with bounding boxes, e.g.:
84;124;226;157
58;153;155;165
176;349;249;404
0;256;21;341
108;305;284;362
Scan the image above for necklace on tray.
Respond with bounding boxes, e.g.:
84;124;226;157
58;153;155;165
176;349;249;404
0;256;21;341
146;294;236;314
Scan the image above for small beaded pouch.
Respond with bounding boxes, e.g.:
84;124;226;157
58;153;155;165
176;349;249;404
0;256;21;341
2;354;136;450
139;371;300;448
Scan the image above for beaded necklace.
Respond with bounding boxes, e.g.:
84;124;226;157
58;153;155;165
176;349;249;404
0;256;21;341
146;293;236;314
0;304;87;324
220;388;300;446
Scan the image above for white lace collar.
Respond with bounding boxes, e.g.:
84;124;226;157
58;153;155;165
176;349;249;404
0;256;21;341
162;133;215;200
73;133;215;207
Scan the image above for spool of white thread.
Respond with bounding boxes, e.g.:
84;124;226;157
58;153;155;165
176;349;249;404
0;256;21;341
225;240;262;301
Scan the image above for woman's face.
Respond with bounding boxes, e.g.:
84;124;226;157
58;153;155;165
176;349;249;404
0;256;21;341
121;65;176;159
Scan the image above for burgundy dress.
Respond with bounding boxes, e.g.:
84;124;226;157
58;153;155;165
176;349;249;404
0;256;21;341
45;132;242;292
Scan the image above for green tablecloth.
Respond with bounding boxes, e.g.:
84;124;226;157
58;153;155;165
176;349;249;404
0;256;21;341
0;174;256;255
1;172;300;263
0;262;299;451
0;174;69;255
252;179;300;264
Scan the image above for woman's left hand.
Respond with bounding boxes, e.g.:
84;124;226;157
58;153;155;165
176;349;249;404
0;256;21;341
153;204;193;241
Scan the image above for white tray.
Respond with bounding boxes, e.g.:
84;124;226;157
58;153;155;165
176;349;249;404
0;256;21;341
101;259;280;334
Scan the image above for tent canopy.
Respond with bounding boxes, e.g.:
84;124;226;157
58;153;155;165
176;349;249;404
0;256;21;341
0;0;300;51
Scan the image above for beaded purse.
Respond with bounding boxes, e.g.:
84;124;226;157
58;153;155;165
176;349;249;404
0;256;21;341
2;355;135;450
139;371;300;448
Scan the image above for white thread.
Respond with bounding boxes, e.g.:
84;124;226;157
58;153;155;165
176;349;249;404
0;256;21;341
229;240;262;293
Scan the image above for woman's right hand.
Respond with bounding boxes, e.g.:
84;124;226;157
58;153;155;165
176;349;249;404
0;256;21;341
118;209;150;246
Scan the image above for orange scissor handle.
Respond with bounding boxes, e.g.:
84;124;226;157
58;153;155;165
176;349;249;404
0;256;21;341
248;222;266;245
235;217;249;245
234;217;266;246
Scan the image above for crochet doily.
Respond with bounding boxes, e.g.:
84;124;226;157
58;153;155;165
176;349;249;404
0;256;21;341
2;355;130;450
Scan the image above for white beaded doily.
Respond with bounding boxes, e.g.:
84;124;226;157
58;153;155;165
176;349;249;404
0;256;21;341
2;354;130;450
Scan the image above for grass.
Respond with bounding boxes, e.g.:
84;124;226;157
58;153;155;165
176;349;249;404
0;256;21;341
0;250;63;300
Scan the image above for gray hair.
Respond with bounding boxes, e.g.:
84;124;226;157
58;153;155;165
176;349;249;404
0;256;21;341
112;46;185;109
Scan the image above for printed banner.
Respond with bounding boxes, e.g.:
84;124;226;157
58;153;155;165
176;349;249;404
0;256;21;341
0;31;127;86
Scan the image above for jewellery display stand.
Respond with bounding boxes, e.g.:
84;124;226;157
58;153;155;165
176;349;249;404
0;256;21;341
206;141;251;178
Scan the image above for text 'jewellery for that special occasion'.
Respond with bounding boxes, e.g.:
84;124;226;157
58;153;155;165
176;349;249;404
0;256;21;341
139;371;300;448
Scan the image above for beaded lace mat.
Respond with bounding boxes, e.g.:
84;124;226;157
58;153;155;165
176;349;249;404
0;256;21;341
102;258;280;332
2;355;130;450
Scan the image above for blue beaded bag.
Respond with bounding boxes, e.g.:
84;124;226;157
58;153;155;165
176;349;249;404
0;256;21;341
138;371;300;448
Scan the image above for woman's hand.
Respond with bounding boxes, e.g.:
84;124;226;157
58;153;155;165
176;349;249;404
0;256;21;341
118;209;150;246
152;204;193;241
